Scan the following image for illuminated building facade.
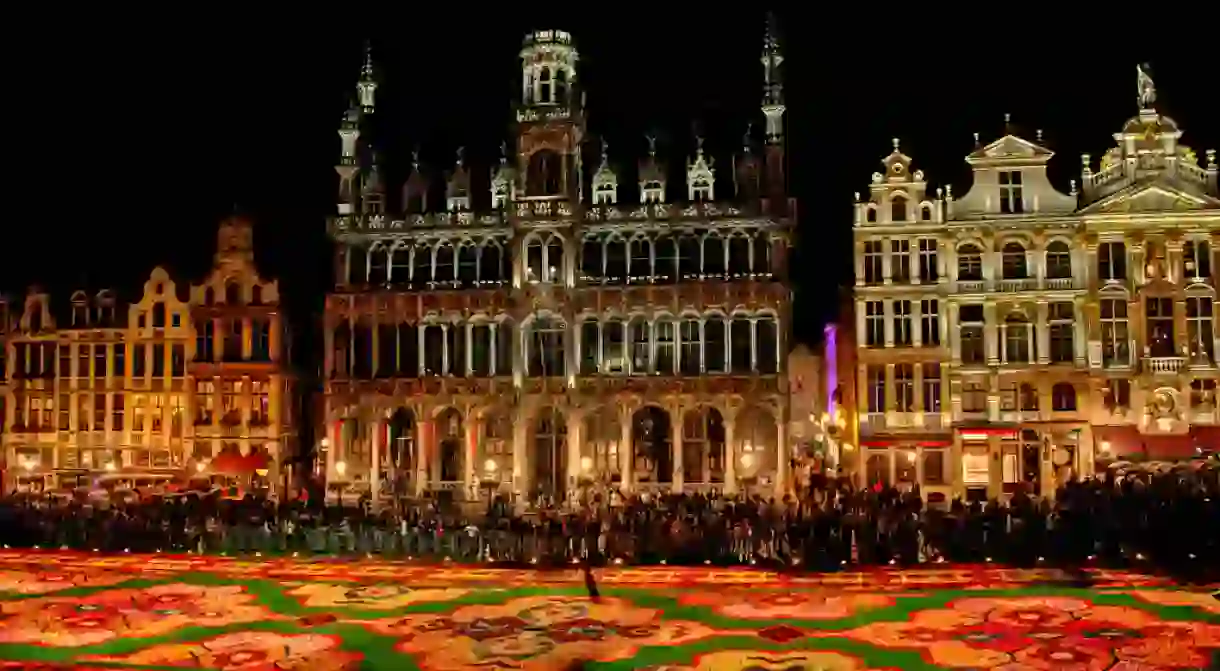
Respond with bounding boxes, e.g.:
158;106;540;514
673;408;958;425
323;24;795;503
1;218;295;492
852;68;1218;500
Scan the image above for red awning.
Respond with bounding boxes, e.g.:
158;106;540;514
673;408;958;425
210;451;270;475
1094;425;1207;460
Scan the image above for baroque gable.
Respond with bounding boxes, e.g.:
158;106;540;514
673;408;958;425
1079;182;1220;215
968;135;1052;163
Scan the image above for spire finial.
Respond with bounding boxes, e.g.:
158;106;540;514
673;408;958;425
973;132;980;146
1004;112;1011;125
600;138;609;161
1137;63;1157;109
360;40;374;81
743;123;754;152
499;141;509;164
646;134;657;157
891;137;900;151
455;146;465;166
411;147;420;170
1036;129;1044;142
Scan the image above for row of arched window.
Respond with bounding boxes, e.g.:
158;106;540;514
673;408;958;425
330;312;782;379
339;229;778;288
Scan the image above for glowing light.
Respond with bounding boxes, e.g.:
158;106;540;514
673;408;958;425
484;459;497;473
579;456;593;472
335;461;347;476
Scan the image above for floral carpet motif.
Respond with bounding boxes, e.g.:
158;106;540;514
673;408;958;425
834;595;1220;669
0;551;1215;670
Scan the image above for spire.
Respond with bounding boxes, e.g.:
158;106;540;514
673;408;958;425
761;12;785;140
639;134;666;204
759;13;787;205
357;40;378;113
686;134;715;202
335;98;362;215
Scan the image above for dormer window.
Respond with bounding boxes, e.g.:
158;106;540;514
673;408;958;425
641;180;664;204
594;184;616;205
492;184;509;209
72;302;88;327
538;67;552;104
447;196;470;212
999;170;1024;214
691;178;712;202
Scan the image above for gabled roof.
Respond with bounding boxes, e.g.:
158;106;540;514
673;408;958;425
966;134;1053;164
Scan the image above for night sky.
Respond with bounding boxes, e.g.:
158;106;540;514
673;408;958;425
6;15;1215;364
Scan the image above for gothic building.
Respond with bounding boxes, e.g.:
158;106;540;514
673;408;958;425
851;67;1219;501
323;24;795;503
1;218;295;493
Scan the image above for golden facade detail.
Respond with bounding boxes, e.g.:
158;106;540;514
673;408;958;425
851;69;1219;501
1;217;294;493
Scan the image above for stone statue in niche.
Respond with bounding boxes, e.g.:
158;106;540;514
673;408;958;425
1144;241;1166;282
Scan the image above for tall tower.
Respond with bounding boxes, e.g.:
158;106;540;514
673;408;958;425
336;43;376;216
760;14;787;203
516;30;584;200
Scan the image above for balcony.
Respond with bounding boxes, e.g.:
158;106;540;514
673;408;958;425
998;278;1038;293
956;280;986;293
1044;277;1077;290
861;413;886;434
1144;357;1186;375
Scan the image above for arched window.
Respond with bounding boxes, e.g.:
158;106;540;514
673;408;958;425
387;408;415;494
920;204;932;221
224;282;240;305
890;194;907;222
957;244;983;281
1001;242;1028;279
250;285;263;305
1045;241;1072;280
1051;383;1077;412
865;207;877;223
478;241;504;285
702;235;726;276
436;408;463;483
538;67;551;104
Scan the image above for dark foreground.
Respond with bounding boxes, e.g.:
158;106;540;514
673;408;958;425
0;551;1216;670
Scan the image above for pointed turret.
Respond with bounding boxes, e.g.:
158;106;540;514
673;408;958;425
734;123;762;200
639;135;666;204
490;142;517;209
687;135;715;202
362;150;385;214
592;139;618;204
402;149;430;214
447;147;471;211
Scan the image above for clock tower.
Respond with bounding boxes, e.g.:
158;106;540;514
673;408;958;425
515;30;584;201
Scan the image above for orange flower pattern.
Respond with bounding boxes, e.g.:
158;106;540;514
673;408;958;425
0;583;276;647
0;555;1215;670
835;595;1220;669
362;595;718;671
679;589;893;620
83;631;362;670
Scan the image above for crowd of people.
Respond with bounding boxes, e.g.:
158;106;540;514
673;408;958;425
1;462;1216;580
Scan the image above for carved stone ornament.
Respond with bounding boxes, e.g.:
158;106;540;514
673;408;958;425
1147;387;1178;420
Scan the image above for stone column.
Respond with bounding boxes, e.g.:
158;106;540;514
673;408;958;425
950;432;964;499
512;409;528;497
671;407;684;493
464;417;480;500
619;411;633;492
414;419;430;496
1040;436;1055;500
566;408;583;499
775;417;788;495
984;302;999;365
723;418;738;495
1036;300;1051;364
370;417;383;508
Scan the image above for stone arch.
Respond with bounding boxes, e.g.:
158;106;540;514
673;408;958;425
631;405;672;485
682;405;725;484
434;407;463;483
735;405;776;485
526;149;562;197
532;406;567;496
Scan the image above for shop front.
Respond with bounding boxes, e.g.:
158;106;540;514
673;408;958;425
956;425;1089;502
860;435;953;502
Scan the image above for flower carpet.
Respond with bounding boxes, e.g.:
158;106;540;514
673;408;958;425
0;551;1216;670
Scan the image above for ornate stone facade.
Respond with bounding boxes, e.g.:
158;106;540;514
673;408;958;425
1;217;294;493
852;67;1219;501
323;25;796;504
